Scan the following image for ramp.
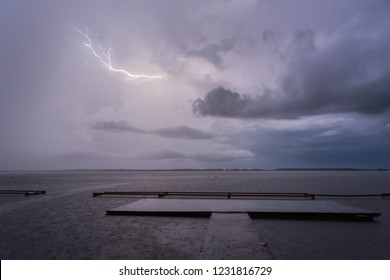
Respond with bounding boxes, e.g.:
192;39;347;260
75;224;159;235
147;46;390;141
198;213;274;259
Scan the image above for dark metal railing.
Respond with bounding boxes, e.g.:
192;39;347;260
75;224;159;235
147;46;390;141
0;190;46;196
93;191;390;200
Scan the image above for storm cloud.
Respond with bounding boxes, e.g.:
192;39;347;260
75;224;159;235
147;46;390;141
1;0;389;169
91;121;214;140
133;149;253;162
194;30;390;119
56;149;253;163
186;36;257;69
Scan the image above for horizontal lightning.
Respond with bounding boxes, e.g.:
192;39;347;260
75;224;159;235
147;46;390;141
73;27;163;81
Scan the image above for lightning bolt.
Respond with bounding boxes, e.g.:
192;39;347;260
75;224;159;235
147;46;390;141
73;27;163;81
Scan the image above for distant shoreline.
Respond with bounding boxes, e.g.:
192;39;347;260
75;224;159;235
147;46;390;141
1;168;389;172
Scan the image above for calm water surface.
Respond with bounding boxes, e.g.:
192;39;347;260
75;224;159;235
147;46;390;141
1;170;388;193
1;170;389;259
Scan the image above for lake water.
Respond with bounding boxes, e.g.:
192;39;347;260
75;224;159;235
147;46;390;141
1;170;389;194
0;170;389;259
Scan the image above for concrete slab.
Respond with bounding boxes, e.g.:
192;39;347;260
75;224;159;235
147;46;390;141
198;213;275;259
107;199;380;220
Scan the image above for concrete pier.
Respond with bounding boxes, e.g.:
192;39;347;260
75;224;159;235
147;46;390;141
107;198;380;220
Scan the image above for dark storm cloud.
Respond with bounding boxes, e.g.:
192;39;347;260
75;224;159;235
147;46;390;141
91;121;214;140
194;29;390;119
2;0;390;170
255;126;390;168
193;87;250;118
221;115;390;169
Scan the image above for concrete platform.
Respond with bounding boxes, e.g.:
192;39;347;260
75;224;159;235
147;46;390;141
198;213;275;259
107;199;380;220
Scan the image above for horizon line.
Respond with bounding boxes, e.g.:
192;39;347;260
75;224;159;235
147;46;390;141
1;167;389;172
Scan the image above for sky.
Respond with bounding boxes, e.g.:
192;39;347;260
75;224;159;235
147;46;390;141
0;0;389;170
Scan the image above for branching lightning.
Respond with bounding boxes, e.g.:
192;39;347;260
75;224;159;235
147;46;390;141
74;27;163;81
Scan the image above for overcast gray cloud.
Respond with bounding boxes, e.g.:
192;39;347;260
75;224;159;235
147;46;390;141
55;149;253;165
91;121;214;140
91;121;144;134
133;149;253;162
187;37;237;69
1;0;389;169
186;36;258;70
154;126;214;140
